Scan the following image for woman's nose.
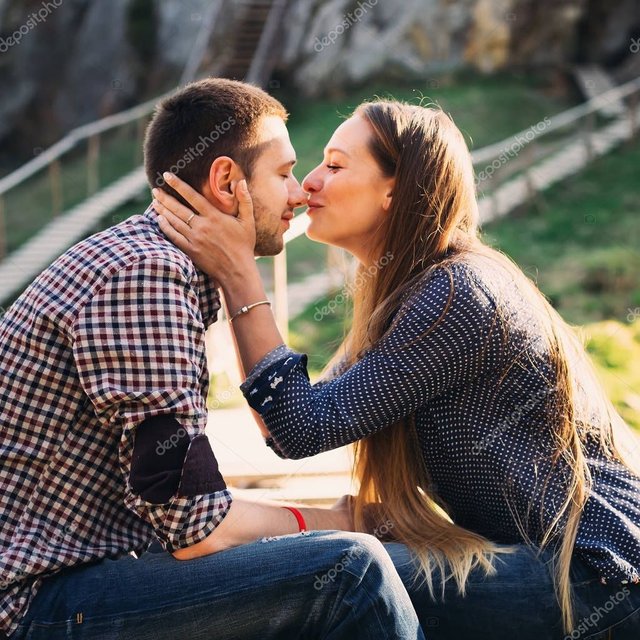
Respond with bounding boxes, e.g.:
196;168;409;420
302;166;323;193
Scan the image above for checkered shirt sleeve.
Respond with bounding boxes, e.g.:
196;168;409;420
71;257;231;552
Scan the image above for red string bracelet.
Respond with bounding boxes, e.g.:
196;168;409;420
282;506;307;532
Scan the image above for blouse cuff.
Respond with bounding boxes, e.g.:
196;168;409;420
241;351;308;415
241;344;290;391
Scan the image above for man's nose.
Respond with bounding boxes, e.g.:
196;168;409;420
289;179;308;209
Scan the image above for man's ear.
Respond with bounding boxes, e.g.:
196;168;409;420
203;156;245;214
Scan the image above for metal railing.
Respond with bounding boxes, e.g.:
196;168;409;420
1;67;639;330
470;75;640;221
0;0;288;303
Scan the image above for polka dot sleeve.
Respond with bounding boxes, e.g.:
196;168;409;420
242;263;504;459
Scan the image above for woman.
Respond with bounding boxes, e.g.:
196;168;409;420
152;100;640;638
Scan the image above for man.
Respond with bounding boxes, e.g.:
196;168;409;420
0;79;423;639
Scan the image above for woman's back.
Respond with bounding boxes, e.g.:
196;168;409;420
411;257;640;585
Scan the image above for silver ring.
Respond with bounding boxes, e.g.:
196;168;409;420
186;213;196;228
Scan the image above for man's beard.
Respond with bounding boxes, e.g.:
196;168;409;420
255;228;284;256
253;198;285;257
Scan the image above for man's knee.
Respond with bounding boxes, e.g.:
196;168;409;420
309;531;394;591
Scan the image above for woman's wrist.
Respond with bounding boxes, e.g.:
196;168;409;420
220;261;266;308
216;253;260;287
301;506;355;532
223;285;270;322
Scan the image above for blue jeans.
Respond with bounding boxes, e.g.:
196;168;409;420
7;531;424;640
385;542;640;639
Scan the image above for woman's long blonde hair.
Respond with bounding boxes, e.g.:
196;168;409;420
324;100;640;633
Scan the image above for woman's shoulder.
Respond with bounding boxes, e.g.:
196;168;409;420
409;257;502;313
398;252;540;342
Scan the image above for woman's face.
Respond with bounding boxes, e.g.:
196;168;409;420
302;115;395;265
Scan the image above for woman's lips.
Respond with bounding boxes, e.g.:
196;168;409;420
307;203;323;214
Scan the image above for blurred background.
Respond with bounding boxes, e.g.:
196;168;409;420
1;0;639;501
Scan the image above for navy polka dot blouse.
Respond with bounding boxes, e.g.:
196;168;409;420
241;260;640;586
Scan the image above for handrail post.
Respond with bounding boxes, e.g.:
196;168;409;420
583;111;596;161
273;248;289;342
523;142;537;204
49;160;63;217
0;194;6;259
629;90;638;143
135;116;146;166
87;134;100;196
327;245;344;292
490;158;502;219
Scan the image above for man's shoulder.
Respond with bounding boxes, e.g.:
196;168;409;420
18;212;197;321
69;212;193;275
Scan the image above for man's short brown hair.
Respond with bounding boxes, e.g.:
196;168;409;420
144;78;288;204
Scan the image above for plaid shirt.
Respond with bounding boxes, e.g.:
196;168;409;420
0;207;231;635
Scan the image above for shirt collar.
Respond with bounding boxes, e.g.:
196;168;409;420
142;205;222;327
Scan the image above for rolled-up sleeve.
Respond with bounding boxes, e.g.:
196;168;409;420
72;258;231;552
241;264;504;459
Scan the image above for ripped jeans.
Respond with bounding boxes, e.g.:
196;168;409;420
6;531;423;640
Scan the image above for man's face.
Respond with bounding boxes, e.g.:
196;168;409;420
246;116;307;256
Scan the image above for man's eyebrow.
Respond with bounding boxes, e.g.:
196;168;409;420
278;159;297;169
324;147;350;157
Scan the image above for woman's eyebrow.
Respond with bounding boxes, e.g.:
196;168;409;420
324;147;350;157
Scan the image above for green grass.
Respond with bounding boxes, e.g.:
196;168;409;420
289;289;352;378
481;140;640;326
583;320;640;430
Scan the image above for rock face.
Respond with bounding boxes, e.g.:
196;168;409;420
276;0;639;94
0;0;237;161
278;0;515;89
0;0;638;162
